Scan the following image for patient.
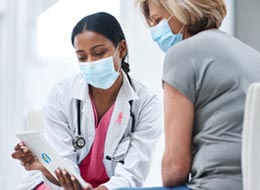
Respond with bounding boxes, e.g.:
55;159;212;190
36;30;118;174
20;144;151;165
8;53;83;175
135;0;260;189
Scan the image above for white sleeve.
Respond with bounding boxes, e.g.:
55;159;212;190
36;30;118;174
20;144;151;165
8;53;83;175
42;82;80;189
17;171;43;190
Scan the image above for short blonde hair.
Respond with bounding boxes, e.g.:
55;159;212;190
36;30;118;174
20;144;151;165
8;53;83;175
136;0;227;35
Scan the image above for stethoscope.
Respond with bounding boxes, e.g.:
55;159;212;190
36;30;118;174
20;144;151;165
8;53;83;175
72;99;135;151
72;76;136;162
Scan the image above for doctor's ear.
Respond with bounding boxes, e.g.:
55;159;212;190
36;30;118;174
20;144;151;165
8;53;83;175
118;40;127;59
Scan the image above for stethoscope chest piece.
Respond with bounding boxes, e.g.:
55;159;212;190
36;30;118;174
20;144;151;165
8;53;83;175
73;76;135;150
72;135;86;150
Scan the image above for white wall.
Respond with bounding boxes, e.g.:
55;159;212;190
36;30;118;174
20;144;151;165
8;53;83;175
235;0;260;52
0;1;58;189
0;0;32;189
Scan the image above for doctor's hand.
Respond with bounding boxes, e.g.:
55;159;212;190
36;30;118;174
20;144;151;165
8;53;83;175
11;141;44;171
55;168;93;190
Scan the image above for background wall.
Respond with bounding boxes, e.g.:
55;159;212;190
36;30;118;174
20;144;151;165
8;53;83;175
0;1;59;189
235;0;260;52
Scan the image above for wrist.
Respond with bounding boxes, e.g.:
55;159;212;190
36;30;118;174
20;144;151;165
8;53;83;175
39;166;48;173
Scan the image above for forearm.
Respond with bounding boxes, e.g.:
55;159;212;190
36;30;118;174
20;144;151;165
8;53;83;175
161;152;189;187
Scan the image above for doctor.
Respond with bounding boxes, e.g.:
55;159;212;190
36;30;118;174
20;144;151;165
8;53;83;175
12;12;162;190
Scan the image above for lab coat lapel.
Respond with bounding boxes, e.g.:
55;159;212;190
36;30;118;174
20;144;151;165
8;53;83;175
81;99;95;152
105;95;130;157
104;72;139;163
71;75;95;159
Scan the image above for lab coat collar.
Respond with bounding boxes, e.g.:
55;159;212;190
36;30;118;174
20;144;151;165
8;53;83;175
120;71;139;102
71;71;139;102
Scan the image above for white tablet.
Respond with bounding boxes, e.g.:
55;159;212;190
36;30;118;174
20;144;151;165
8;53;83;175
16;131;91;189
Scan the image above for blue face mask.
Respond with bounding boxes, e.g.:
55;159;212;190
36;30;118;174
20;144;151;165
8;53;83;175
150;16;184;52
79;48;120;89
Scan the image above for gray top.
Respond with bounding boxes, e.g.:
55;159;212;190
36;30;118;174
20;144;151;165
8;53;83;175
163;29;260;190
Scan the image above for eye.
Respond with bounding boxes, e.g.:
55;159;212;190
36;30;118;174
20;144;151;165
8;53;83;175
94;51;106;57
154;18;162;25
77;56;87;62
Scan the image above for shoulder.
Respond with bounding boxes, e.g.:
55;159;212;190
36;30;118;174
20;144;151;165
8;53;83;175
45;74;82;105
53;74;82;91
131;78;161;107
163;30;232;76
129;77;162;133
166;30;227;60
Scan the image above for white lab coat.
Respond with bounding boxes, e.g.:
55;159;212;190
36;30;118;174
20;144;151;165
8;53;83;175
18;72;162;190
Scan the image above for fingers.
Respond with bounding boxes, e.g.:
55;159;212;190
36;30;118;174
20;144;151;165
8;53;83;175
55;169;63;184
12;145;31;160
71;176;83;190
84;183;93;190
23;158;35;170
19;152;34;164
56;169;73;190
12;142;40;171
63;170;74;189
55;169;82;190
14;142;25;151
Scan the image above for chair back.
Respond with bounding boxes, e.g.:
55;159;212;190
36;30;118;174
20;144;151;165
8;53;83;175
242;83;260;190
26;109;45;132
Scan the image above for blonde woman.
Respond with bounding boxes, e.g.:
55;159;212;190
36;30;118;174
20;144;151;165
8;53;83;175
135;0;260;190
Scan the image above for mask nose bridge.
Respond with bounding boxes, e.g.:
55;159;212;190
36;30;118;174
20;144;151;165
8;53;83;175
87;56;98;63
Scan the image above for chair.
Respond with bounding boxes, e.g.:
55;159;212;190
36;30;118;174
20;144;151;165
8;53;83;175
26;109;45;132
242;83;260;190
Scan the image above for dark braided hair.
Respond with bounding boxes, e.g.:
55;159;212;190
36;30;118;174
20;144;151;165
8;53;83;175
71;12;130;74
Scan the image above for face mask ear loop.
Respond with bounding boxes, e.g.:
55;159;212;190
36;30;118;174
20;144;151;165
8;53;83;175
112;45;121;72
113;45;119;59
167;15;174;22
178;24;185;34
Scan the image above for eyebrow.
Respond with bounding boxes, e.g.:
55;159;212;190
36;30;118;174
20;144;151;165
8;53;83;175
76;44;106;53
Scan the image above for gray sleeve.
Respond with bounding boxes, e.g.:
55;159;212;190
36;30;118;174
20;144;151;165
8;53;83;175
162;47;197;103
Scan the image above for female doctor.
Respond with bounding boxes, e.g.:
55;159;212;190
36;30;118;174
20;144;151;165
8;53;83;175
12;12;162;190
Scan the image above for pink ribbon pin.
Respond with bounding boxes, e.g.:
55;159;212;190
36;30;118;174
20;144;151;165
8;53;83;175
116;112;123;125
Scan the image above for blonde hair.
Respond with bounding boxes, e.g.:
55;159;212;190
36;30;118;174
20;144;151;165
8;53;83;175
136;0;227;35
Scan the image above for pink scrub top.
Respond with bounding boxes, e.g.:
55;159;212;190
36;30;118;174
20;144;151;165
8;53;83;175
36;96;115;190
35;183;51;190
79;96;115;188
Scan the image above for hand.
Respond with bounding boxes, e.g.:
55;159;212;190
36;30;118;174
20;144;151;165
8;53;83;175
55;168;93;190
93;186;108;190
11;142;44;171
